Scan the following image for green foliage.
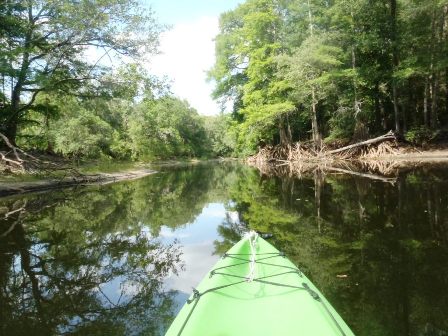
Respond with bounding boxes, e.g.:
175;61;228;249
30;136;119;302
203;114;236;157
53;109;114;159
14;63;221;161
2;0;225;161
405;126;435;146
3;0;448;161
0;0;164;144
210;0;448;154
209;0;301;155
128;97;208;160
278;33;343;110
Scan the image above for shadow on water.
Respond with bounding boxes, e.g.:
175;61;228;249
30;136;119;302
217;164;448;336
1;161;448;335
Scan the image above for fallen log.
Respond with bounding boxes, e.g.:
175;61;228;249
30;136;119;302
328;131;396;155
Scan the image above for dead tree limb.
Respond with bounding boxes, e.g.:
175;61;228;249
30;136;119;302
0;132;40;161
0;152;24;167
0;131;74;174
0;132;25;163
325;166;397;184
328;131;396;155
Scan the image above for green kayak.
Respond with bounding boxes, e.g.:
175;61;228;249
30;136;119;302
165;232;355;336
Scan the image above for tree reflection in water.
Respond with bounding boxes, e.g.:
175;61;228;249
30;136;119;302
0;162;244;335
1;162;447;336
0;192;182;335
215;166;448;336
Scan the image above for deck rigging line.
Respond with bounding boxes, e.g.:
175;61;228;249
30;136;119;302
176;234;347;336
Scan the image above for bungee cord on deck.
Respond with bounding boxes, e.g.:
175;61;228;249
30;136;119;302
176;231;347;336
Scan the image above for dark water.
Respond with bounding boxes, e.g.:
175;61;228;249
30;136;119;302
1;162;448;336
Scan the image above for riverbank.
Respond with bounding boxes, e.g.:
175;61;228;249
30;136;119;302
0;168;156;198
247;141;448;182
0;158;237;198
1;147;447;197
248;136;448;165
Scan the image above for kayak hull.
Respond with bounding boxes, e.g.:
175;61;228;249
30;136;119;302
166;235;354;336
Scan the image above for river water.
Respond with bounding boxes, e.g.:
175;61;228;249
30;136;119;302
1;162;447;335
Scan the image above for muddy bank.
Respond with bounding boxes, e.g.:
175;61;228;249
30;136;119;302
0;169;156;198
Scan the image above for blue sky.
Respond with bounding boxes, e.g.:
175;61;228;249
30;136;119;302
143;0;243;115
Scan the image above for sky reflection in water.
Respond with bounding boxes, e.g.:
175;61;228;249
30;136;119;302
1;162;448;335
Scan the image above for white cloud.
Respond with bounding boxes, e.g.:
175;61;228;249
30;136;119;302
202;206;226;218
159;227;191;239
227;211;240;223
165;240;219;293
147;16;220;116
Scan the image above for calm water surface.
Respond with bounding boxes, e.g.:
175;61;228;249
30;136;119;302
1;162;447;335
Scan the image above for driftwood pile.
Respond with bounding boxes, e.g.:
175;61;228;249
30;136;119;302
248;131;399;165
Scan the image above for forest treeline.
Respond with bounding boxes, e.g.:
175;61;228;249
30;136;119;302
0;1;232;162
209;0;448;155
1;1;447;163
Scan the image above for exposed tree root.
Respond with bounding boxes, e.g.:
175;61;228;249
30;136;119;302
248;131;401;166
0;132;76;175
247;131;448;181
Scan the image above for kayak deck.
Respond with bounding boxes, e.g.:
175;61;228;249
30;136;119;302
166;234;354;336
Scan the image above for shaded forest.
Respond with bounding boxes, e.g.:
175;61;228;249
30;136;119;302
210;0;448;155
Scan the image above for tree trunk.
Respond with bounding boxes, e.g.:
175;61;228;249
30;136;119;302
311;87;321;148
4;2;33;146
352;42;364;137
430;73;439;129
328;131;396;155
424;79;429;127
445;69;448;121
374;83;381;131
392;84;401;134
4;100;20;147
286;113;292;142
429;8;438;129
380;99;387;131
279;115;292;146
445;68;448;121
307;0;321;148
307;0;314;36
390;0;401;134
350;8;360;120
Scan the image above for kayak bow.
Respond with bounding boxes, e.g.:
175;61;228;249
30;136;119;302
166;232;355;336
